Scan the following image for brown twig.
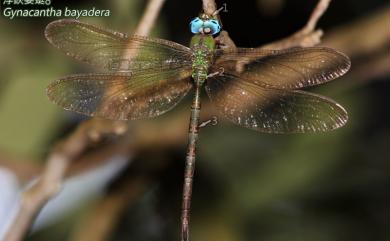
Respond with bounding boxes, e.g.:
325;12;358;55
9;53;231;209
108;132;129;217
216;0;331;50
121;0;165;59
322;5;390;57
305;0;331;33
3;0;166;240
3;120;127;241
134;0;165;36
201;0;236;49
321;6;390;92
202;0;217;15
259;0;331;49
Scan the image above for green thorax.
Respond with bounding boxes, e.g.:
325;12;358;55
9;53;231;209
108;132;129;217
190;34;216;86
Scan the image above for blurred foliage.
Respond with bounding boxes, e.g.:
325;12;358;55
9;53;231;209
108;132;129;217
0;18;62;157
0;0;389;241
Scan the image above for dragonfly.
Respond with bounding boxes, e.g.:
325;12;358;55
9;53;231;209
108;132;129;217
45;12;350;241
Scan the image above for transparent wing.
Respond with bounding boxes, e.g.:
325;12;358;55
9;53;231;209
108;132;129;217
212;47;350;89
45;19;192;72
47;67;193;120
205;73;348;133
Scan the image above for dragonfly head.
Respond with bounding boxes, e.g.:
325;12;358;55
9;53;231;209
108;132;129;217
190;13;221;36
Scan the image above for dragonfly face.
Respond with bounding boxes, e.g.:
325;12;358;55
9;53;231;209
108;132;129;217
189;13;221;35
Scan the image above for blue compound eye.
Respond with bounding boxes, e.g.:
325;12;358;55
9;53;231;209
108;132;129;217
189;17;204;34
203;19;221;35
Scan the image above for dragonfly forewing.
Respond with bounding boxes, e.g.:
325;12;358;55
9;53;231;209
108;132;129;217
213;47;350;89
47;67;193;120
45;19;193;72
206;73;348;133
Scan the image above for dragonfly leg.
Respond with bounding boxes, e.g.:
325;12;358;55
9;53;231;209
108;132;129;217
207;67;224;78
199;116;218;128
